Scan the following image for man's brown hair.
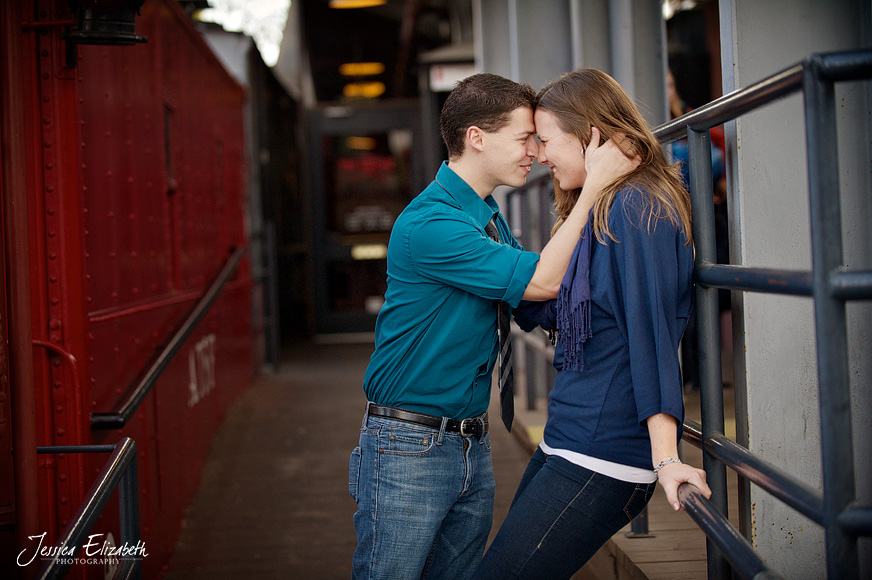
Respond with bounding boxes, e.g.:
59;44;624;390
440;73;536;160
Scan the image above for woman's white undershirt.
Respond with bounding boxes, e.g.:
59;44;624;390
539;440;657;484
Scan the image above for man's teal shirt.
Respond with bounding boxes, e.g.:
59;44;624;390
363;162;540;420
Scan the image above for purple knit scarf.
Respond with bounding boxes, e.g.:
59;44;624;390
556;219;594;371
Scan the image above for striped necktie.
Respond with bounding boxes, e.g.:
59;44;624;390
484;219;514;432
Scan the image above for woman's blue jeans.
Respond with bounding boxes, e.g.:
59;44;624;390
475;447;655;580
349;406;494;580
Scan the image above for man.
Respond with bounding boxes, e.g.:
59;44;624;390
349;73;636;580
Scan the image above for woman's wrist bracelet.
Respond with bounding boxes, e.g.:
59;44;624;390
654;457;682;476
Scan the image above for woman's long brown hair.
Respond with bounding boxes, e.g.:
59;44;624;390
537;69;692;245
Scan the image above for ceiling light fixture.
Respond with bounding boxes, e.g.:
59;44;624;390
329;0;387;9
339;62;386;76
343;81;386;99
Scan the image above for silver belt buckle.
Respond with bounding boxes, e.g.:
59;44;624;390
460;417;480;437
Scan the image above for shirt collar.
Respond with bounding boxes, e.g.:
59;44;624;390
434;161;500;227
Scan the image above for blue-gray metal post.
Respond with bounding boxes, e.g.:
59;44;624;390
803;55;857;579
118;440;141;580
687;126;730;579
627;506;651;537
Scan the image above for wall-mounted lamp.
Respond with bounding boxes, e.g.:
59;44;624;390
65;0;147;45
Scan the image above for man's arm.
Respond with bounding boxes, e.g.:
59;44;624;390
522;128;639;300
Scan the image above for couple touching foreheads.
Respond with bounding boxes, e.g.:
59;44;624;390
349;70;711;580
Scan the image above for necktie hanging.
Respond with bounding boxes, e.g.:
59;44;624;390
484;219;514;432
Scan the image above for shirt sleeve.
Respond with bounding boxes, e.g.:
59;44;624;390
610;191;688;426
513;300;557;332
406;212;539;307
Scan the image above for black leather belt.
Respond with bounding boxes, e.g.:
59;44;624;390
368;404;488;437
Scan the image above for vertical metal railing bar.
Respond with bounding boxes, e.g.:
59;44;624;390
116;449;141;580
687;126;731;579
803;56;858;579
683;420;825;524
508;175;551;414
33;438;141;580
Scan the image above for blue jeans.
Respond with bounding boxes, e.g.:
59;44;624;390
475;448;655;580
349;404;495;580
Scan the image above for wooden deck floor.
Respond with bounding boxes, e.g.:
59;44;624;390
164;341;738;580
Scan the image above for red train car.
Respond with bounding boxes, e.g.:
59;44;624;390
1;1;256;577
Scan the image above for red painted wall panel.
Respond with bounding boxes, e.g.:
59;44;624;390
6;0;255;578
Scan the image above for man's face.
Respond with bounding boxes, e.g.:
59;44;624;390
479;107;538;189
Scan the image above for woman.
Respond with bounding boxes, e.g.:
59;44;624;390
475;69;711;580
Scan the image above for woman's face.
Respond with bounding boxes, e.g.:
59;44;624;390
534;109;587;191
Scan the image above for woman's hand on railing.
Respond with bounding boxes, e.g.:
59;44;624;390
658;461;711;512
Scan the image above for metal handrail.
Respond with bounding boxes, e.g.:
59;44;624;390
680;50;872;577
654;50;872;145
504;48;872;579
695;263;814;296
669;48;872;579
678;484;786;580
683;420;824;524
91;246;245;429
31;438;141;580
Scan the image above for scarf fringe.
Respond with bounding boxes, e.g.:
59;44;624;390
557;283;591;371
556;222;594;372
